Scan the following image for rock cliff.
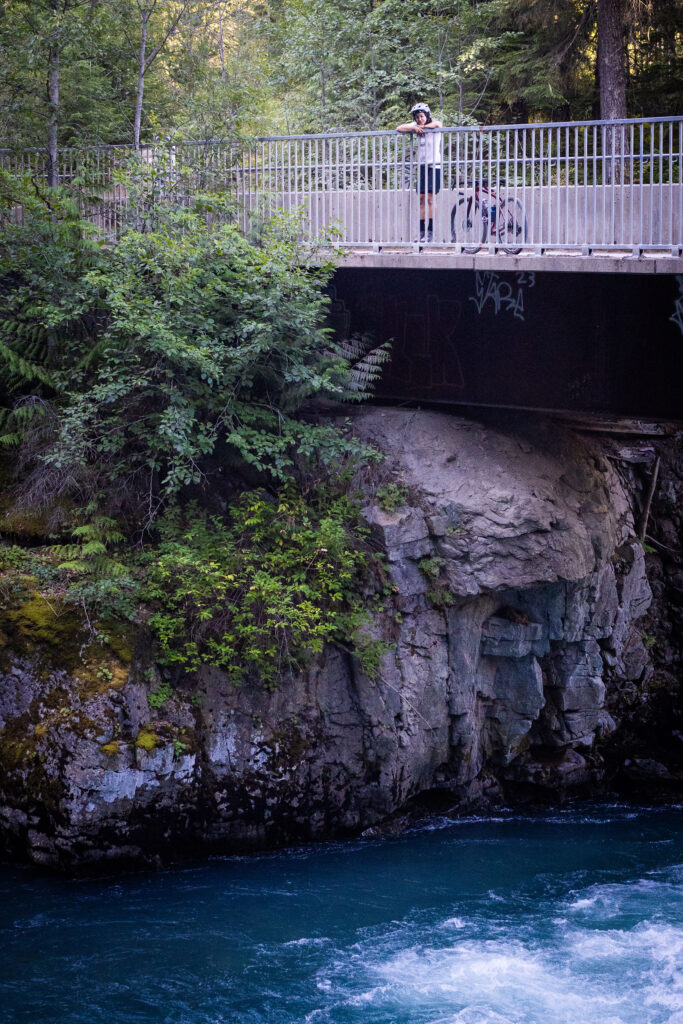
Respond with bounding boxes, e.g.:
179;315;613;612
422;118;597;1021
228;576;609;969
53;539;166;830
0;409;676;871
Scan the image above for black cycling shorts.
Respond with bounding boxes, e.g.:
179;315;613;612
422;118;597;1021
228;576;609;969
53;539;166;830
416;166;441;195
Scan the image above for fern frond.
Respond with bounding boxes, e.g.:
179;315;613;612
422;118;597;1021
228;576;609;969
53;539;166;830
77;339;109;371
80;540;108;556
0;399;49;445
0;339;53;386
46;544;82;560
337;334;392;401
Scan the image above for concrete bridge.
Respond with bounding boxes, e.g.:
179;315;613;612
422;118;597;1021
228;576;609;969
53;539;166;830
331;266;683;418
2;115;682;274
245;117;683;273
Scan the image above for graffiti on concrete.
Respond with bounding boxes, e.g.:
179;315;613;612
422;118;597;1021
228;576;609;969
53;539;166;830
469;271;536;321
670;276;683;336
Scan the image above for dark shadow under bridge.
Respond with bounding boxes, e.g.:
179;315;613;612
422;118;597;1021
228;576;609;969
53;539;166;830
330;266;683;420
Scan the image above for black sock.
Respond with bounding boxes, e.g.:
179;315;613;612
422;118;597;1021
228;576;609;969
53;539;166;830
428;219;433;232
419;219;425;234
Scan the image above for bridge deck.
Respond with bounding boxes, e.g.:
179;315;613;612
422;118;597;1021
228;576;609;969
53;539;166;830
241;180;683;267
339;249;683;274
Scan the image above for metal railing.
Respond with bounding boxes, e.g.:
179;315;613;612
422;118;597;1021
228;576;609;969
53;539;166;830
1;116;682;255
0;140;243;239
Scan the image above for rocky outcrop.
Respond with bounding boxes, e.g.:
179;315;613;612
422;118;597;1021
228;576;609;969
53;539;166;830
0;409;669;871
601;434;683;790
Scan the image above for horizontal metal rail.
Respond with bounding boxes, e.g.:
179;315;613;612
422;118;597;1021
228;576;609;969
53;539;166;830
1;116;681;255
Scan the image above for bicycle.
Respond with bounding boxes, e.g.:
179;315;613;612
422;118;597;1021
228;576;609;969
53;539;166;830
450;178;528;254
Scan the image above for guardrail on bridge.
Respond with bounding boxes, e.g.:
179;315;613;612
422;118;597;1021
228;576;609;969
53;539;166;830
1;116;681;256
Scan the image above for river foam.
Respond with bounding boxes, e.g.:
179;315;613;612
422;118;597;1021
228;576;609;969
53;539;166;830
1;806;682;1024
304;857;683;1024
312;917;682;1023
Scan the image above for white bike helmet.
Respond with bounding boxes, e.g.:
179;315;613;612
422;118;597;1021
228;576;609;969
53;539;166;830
410;102;432;123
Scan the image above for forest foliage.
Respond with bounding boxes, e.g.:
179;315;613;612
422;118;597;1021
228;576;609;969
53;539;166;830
0;174;388;680
0;0;680;155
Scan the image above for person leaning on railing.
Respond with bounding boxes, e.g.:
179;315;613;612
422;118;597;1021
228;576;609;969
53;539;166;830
396;102;443;242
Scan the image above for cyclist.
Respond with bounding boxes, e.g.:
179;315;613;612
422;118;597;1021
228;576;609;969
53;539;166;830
396;102;443;242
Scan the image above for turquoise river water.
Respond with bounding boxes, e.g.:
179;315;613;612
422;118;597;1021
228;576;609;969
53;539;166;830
1;804;682;1024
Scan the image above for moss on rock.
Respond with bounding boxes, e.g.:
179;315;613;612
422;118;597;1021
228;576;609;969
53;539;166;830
0;574;135;698
72;655;130;698
135;729;160;752
95;618;135;664
0;589;85;662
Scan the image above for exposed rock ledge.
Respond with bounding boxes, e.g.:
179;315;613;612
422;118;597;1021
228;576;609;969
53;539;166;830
0;409;662;871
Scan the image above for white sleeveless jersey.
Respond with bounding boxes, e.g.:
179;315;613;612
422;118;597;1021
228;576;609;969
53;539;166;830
418;129;442;166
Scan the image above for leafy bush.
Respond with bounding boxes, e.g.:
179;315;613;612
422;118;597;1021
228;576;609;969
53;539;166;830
0;175;389;684
1;480;385;681
418;556;448;580
376;482;408;513
148;678;174;709
143;489;372;680
0;174;383;528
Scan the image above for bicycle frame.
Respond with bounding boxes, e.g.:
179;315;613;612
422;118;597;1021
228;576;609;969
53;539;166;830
461;182;498;232
450;179;528;253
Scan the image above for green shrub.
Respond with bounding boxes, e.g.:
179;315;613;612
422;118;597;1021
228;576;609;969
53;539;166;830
418;556;447;580
0;176;381;525
143;489;372;680
353;631;390;678
147;678;174;709
0;174;389;686
376;482;408;513
427;587;455;609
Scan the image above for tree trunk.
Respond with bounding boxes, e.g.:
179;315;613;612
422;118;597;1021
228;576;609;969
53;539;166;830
47;46;60;187
597;0;628;183
320;58;326;133
436;14;445;114
597;0;627;120
134;12;149;150
218;3;226;80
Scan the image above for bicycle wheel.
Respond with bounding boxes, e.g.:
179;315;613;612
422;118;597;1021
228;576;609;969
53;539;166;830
497;197;528;254
451;196;485;253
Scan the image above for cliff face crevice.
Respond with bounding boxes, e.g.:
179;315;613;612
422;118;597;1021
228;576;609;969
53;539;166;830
0;409;678;871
